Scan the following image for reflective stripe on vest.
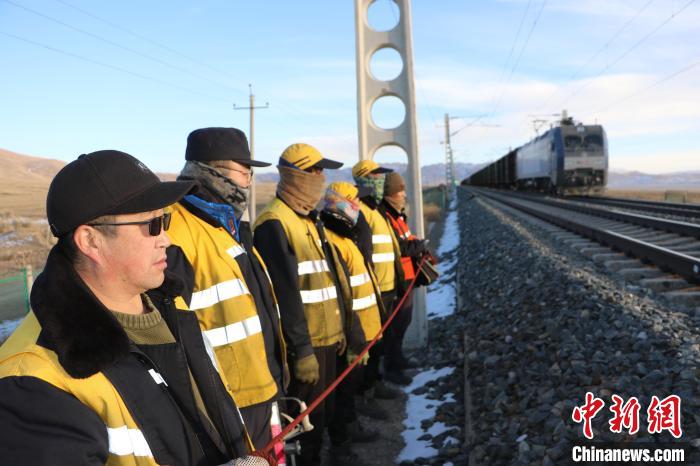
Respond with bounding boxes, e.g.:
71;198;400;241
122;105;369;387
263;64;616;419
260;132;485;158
297;259;330;276
202;315;262;348
372;234;392;244
360;202;399;292
189;278;249;310
350;272;371;287
372;252;395;263
226;245;246;258
352;293;377;311
107;425;154;457
300;285;338;304
148;369;167;386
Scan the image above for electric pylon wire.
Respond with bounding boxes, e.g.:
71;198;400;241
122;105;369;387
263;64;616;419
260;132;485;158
0;30;231;103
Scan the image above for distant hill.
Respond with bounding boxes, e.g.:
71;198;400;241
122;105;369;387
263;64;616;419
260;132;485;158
607;171;700;189
0;149;65;217
257;162;486;186
2;148;698;218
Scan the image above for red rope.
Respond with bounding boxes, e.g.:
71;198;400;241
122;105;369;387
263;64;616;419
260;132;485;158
261;255;429;455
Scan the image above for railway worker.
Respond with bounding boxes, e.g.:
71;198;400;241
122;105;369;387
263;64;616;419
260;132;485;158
379;171;429;381
320;182;384;456
253;143;348;466
0;150;272;465
351;159;408;421
158;127;288;451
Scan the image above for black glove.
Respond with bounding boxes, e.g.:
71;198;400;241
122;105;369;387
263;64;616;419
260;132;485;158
410;239;427;256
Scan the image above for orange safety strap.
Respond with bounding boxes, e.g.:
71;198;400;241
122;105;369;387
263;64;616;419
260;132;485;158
261;254;429;455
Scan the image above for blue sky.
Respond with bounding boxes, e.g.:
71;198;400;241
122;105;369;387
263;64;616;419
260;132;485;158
1;0;699;175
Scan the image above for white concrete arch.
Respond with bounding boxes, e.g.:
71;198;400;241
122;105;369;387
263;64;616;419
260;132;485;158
355;0;426;347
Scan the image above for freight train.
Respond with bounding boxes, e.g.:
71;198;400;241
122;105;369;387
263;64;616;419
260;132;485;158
463;113;608;195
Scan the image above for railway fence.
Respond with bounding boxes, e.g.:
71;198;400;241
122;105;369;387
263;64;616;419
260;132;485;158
0;266;35;341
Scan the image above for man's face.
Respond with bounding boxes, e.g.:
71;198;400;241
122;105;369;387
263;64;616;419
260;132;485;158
387;189;407;205
211;160;253;188
98;209;170;294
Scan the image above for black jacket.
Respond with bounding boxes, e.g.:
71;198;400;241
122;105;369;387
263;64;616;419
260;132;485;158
0;247;249;465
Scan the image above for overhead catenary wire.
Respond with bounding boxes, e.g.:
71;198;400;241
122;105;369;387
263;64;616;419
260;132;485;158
384;0;440;132
49;0;328;123
0;30;232;103
2;0;249;96
53;0;245;86
488;0;548;120
484;0;533;120
536;0;655;111
473;0;546;150
590;57;700;115
553;0;696;112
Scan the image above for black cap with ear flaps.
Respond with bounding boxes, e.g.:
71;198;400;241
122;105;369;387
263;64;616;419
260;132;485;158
47;150;197;237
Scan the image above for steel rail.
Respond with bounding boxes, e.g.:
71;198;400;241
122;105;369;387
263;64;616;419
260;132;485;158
471;188;700;284
569;196;700;218
506;191;700;239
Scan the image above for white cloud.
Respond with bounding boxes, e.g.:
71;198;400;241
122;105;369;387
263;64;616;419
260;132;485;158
610;149;700;174
410;53;700;171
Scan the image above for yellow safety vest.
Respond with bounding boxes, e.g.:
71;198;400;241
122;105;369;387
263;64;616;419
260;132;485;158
359;202;402;293
0;313;161;466
255;199;344;347
168;202;280;407
325;229;383;341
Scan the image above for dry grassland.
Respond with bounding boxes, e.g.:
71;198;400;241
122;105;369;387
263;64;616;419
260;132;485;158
0;149;63;276
604;188;700;204
254;181;277;213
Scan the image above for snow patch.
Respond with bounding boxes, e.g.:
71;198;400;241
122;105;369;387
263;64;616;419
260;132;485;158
0;317;23;341
435;198;459;256
397;366;456;462
0;232;32;247
426;196;460;319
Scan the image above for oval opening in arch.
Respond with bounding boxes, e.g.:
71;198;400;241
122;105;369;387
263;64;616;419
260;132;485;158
370;47;403;81
371;95;405;130
372;144;408;170
367;0;400;32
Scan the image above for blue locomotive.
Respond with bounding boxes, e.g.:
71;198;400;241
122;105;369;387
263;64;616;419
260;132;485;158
464;113;608;195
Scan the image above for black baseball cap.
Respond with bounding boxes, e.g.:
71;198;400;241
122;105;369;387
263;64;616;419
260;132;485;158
47;150;197;237
185;127;271;167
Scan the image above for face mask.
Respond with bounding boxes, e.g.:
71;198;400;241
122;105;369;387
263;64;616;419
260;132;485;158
323;189;360;225
354;175;385;203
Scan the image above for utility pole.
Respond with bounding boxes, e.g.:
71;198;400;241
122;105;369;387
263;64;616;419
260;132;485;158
439;114;501;197
443;113;456;198
234;84;268;221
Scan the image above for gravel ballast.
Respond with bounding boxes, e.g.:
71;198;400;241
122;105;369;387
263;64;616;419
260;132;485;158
453;188;700;465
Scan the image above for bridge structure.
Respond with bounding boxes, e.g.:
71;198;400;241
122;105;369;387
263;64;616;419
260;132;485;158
354;0;426;348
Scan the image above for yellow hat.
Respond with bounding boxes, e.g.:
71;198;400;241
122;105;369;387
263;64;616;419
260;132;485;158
327;181;358;200
279;143;343;171
351;159;393;178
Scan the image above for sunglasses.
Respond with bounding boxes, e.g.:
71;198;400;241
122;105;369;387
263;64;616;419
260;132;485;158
213;165;254;179
88;212;172;237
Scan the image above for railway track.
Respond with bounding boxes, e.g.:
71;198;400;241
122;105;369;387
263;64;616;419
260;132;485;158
568;195;700;220
467;188;700;308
